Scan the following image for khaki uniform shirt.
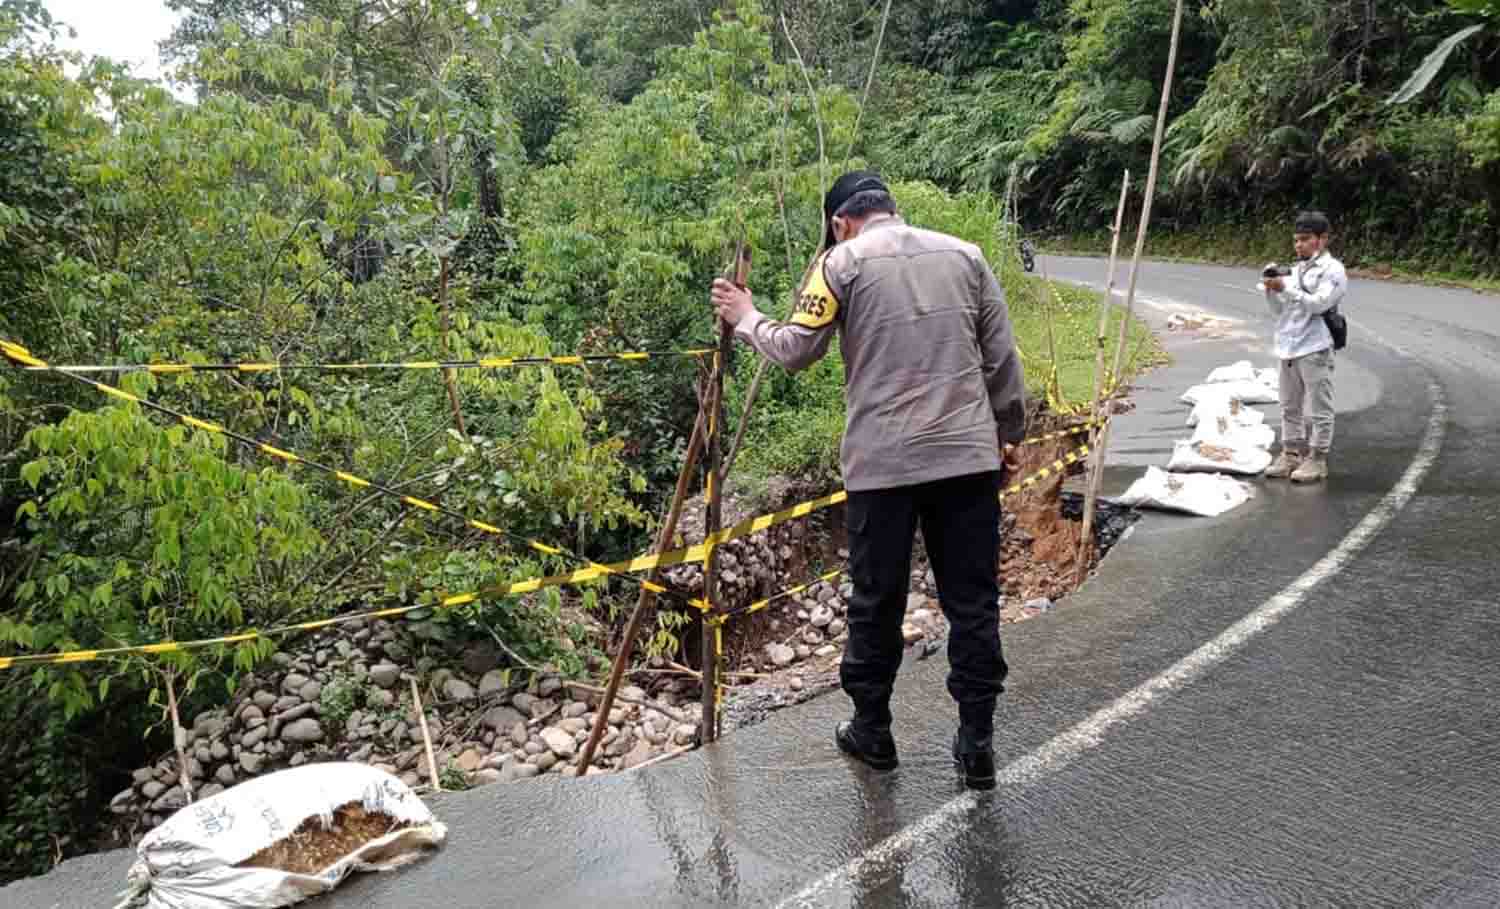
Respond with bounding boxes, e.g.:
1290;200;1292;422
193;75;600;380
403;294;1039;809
735;215;1027;491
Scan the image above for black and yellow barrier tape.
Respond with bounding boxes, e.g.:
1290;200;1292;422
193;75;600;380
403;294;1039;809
0;342;711;375
1018;420;1102;446
0;444;1088;672
0;339;708;612
1003;443;1090;497
0;557;670;671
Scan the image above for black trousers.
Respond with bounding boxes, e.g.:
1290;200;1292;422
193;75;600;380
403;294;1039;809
842;470;1008;738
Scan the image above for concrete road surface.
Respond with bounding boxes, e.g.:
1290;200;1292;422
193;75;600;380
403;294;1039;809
6;257;1498;908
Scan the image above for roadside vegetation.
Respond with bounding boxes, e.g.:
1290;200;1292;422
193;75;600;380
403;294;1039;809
0;0;1166;880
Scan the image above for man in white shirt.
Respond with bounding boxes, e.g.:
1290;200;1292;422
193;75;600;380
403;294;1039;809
1262;211;1347;483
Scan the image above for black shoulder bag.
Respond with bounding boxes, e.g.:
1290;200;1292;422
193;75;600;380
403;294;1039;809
1301;261;1348;351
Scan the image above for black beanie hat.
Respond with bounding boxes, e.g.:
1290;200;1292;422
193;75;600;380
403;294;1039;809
823;170;889;249
1294;211;1331;235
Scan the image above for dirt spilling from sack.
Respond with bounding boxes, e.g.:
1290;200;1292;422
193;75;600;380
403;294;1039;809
238;803;406;875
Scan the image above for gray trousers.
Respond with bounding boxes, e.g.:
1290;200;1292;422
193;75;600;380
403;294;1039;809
1280;348;1335;454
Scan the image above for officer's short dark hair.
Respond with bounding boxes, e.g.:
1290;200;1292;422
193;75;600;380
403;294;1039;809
1294;211;1331;236
835;190;898;221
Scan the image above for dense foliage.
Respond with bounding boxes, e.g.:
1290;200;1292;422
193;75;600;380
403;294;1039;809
0;0;1134;878
856;0;1500;274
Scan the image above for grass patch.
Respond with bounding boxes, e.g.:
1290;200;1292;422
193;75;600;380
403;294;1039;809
1008;275;1162;409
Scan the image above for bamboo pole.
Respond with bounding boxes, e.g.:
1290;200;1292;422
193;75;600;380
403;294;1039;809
1075;171;1131;581
700;241;750;745
164;669;195;805
1081;0;1187;582
410;677;442;792
1110;0;1185;386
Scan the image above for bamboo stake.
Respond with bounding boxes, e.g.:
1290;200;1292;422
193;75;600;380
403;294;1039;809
1076;171;1131;581
410;677;442;791
1078;0;1186;584
1110;0;1185;387
700;241;750;745
164;669;195;805
575;405;708;773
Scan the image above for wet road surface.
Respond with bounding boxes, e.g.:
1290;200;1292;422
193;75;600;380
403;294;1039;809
7;258;1499;908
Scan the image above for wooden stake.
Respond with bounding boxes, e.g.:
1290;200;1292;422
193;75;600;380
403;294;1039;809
164;669;195;805
700;240;750;745
1083;0;1187;582
1076;171;1132;581
410;677;442;791
1110;0;1185;386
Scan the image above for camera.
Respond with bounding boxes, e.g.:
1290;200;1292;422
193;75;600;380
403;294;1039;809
1262;263;1292;279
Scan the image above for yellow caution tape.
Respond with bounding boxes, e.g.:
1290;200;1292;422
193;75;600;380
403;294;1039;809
0;445;1088;672
2;345;712;375
2;339;707;612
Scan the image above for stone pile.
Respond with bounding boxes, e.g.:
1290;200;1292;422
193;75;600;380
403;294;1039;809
106;614;698;839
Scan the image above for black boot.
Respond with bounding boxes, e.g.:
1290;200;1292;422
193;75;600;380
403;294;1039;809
835;720;899;771
952;730;996;791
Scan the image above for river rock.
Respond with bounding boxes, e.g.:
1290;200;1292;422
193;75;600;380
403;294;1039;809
280;718;324;744
443;678;476;702
504;763;541;782
766;643;796;667
478;670;509;698
368;664;401;689
482;705;525;733
298;681;323;702
471;769;504;787
461;641;502;675
541;727;577;758
281;673;311;695
622;740;658;770
810;605;835;628
239;752;265;775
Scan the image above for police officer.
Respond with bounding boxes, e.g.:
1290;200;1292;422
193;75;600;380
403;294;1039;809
709;171;1027;789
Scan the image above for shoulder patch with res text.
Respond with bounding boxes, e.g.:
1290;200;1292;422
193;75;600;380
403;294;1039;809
790;254;839;328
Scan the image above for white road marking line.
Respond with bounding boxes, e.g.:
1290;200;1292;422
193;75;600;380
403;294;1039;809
775;371;1447;909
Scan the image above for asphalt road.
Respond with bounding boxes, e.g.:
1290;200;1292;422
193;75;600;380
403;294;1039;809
7;257;1498;908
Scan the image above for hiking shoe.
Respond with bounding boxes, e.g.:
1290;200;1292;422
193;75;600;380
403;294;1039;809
1265;450;1302;479
952;733;997;791
835;720;899;771
1291;453;1328;484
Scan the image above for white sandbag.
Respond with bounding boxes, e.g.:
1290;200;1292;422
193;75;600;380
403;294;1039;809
1254;367;1280;391
1115;466;1254;517
1185;396;1267;428
1190;415;1276;450
1204;360;1256;384
116;763;446;909
1179;379;1279;406
1167;439;1273;476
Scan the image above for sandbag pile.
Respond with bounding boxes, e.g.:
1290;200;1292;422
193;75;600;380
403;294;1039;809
1118;360;1277;516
